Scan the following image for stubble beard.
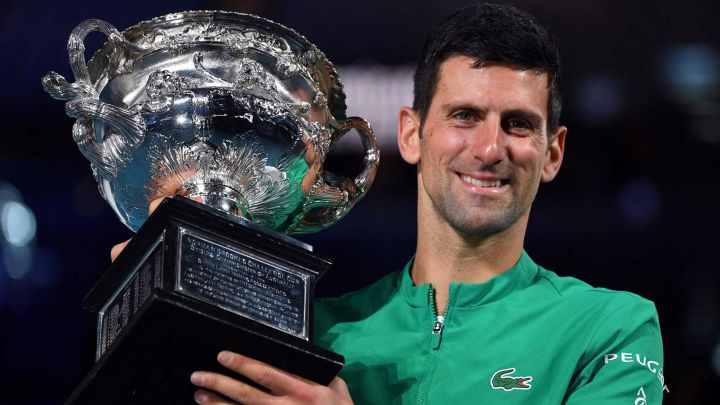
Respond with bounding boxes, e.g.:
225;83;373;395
431;190;526;238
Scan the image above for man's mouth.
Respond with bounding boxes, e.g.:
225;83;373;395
459;174;507;188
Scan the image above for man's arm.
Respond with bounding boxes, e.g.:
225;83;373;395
189;351;352;404
564;295;667;404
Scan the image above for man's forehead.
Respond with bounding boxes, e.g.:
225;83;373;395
434;56;550;113
437;56;549;86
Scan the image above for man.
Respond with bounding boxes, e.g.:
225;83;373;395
180;3;667;404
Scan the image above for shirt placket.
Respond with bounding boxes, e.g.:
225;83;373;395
413;283;460;405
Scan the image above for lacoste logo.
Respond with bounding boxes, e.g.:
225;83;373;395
490;368;533;391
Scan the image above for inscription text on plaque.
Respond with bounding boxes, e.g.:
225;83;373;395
177;228;310;340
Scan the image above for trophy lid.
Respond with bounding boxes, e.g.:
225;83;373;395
85;10;348;122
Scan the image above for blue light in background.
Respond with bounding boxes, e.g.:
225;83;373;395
2;245;32;280
1;201;36;247
0;181;37;282
616;178;661;226
0;181;21;205
661;44;720;105
573;73;626;126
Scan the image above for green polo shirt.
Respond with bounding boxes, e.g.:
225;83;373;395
315;251;666;404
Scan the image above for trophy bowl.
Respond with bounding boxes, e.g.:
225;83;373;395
43;10;378;234
42;11;379;404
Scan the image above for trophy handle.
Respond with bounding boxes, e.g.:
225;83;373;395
66;98;146;178
334;117;380;199
293;117;379;233
41;19;148;179
67;18;145;85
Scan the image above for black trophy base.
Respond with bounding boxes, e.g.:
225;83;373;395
67;290;340;404
65;197;344;405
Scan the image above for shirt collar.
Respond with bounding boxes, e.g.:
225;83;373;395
397;250;540;308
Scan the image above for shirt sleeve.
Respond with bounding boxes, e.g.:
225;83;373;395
564;294;667;404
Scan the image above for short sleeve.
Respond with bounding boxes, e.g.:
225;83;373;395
564;294;667;404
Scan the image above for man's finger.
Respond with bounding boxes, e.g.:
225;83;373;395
110;239;130;262
109;197;164;263
148;197;166;215
149;195;203;215
110;196;200;262
110;197;164;263
193;389;236;405
216;351;309;394
328;376;349;393
191;370;274;405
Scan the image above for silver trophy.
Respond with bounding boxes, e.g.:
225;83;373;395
43;11;378;233
43;11;378;404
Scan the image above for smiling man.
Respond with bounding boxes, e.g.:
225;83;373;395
312;3;667;404
186;3;667;404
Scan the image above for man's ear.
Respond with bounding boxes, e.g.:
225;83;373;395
398;107;421;164
541;125;567;182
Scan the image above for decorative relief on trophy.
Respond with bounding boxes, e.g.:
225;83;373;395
42;11;378;234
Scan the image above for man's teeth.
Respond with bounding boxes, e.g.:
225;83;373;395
460;174;503;188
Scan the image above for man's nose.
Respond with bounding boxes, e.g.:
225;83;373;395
470;115;506;167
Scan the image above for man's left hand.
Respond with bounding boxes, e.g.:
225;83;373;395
190;351;353;404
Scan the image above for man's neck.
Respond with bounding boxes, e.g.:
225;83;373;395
411;213;528;316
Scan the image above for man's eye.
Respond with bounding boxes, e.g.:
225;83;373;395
507;118;531;129
452;111;474;121
504;118;535;134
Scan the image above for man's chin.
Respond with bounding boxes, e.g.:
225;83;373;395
448;217;516;239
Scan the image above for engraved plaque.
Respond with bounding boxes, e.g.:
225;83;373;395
97;237;164;358
177;228;310;340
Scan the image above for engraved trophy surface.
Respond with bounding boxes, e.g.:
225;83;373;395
43;11;379;404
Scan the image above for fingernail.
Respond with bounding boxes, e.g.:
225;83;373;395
190;371;205;385
218;351;233;365
194;389;208;404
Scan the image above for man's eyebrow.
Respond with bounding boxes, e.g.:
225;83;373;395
440;102;488;116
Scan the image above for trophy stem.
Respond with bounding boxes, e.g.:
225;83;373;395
184;183;251;220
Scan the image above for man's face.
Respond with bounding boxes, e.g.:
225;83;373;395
399;55;566;237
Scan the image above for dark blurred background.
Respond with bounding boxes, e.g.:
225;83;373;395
1;0;719;403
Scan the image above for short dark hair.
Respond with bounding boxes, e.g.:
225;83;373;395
413;3;562;132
